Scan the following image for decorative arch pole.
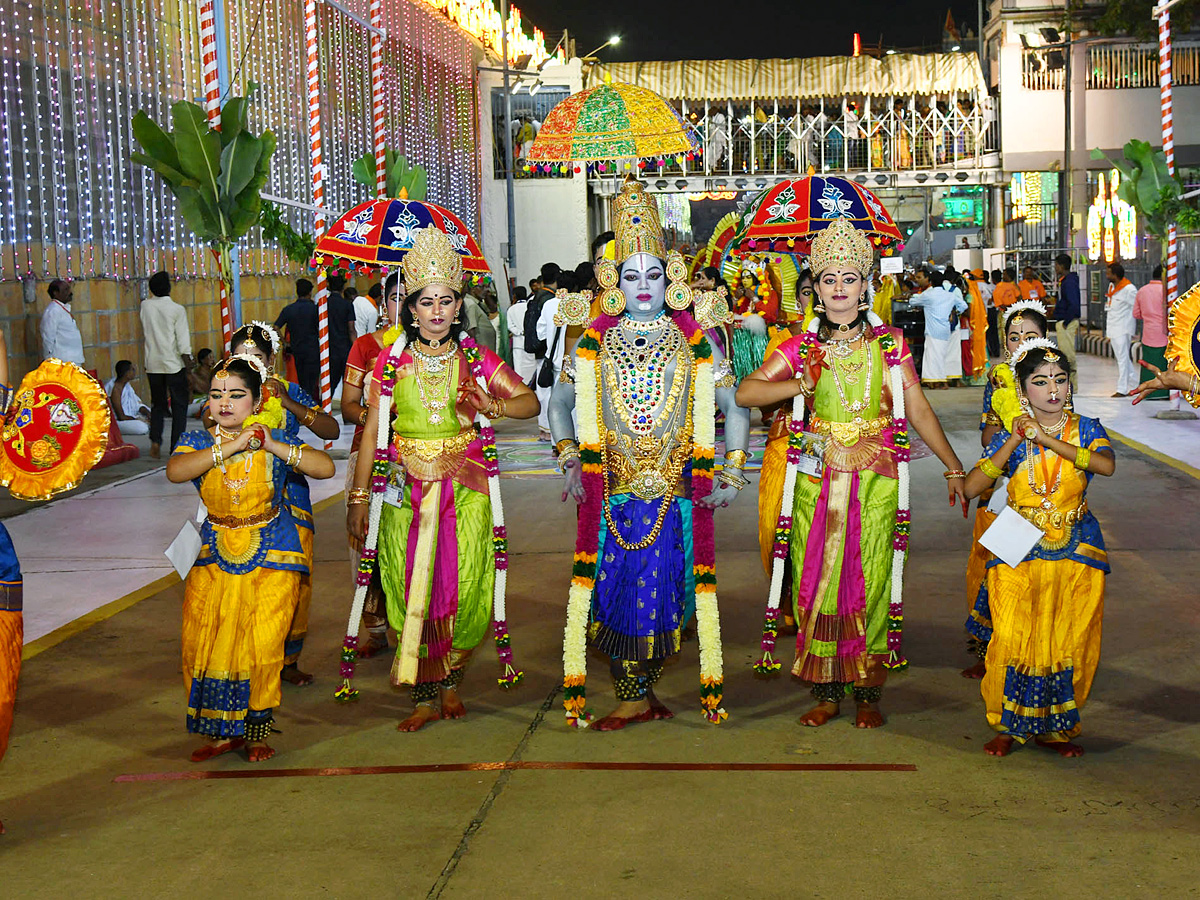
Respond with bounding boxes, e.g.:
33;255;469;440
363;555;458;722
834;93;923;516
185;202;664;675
304;0;333;417
370;0;387;197
198;0;234;351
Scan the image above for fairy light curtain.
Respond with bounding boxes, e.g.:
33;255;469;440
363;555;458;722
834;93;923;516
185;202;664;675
0;0;481;282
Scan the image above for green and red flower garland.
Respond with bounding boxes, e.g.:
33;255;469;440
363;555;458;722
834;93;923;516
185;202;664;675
335;334;521;702
754;314;911;677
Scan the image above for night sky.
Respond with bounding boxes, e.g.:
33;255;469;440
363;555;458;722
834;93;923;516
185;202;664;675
515;0;984;62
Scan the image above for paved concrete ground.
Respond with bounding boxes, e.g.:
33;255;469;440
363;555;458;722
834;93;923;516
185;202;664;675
2;386;1199;898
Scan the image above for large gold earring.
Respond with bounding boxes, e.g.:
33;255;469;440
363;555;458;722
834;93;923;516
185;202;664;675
596;259;625;317
665;250;692;311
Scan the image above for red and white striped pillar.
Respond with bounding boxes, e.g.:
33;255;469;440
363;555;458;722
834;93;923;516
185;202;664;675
305;0;332;415
1159;7;1178;306
370;0;387;197
198;0;232;351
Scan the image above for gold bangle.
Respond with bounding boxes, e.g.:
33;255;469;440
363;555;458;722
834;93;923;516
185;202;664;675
358;408;368;427
724;449;748;469
979;458;1003;480
285;444;299;468
554;438;579;455
943;469;967;479
348;487;371;504
302;408;317;427
1074;446;1091;470
295;445;305;469
211;444;221;470
796;375;815;398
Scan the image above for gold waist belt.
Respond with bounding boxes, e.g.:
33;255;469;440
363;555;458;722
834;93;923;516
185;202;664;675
208;506;279;529
808;413;891;447
394;430;475;482
1012;500;1088;532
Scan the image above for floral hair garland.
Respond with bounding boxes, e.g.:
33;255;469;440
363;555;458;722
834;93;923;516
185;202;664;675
335;333;520;701
754;311;911;674
562;308;725;727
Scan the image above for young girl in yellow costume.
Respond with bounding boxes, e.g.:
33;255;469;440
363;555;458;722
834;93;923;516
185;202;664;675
964;338;1115;758
961;300;1047;678
169;356;335;762
225;324;341;686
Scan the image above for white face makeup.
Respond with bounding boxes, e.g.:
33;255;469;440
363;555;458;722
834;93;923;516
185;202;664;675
411;285;462;341
619;252;666;321
815;268;865;323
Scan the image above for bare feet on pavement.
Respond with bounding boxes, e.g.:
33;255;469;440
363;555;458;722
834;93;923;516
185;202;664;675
397;704;439;732
1035;737;1085;757
189;737;245;762
854;703;884;728
799;701;840;726
440;688;467;720
592;698;653;731
281;663;314;686
960;660;986;679
984;735;1015;756
246;742;275;762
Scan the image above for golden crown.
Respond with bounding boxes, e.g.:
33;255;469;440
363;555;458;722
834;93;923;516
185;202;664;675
613;179;666;265
808;217;874;277
401;227;463;294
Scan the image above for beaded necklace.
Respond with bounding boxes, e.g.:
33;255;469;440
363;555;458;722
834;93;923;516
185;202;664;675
827;332;874;414
1026;412;1069;510
602;322;686;436
411;342;457;425
214;425;254;505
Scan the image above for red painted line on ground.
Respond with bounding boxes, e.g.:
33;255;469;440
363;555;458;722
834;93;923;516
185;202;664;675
113;761;915;782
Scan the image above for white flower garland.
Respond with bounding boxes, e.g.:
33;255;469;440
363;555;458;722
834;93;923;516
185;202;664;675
562;351;599;726
691;355;723;694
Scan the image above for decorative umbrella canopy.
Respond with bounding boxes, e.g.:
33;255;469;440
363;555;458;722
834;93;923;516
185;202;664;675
732;176;903;254
312;197;490;279
527;81;699;165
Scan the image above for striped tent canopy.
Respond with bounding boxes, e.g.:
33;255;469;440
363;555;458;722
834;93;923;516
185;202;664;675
586;53;988;101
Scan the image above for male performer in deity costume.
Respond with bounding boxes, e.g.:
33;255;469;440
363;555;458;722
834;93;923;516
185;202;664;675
550;179;751;730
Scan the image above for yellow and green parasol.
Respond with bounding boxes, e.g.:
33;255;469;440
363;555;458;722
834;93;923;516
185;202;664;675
527;81;699;171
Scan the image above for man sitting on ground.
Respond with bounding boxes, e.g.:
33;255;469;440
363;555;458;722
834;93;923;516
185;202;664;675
105;360;151;435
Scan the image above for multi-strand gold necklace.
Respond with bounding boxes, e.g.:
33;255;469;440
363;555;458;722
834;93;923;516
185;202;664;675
215;425;254;505
412;341;457;425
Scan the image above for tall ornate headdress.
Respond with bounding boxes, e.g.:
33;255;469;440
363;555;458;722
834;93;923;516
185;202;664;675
612;178;666;265
401;227;463;294
808;217;874;277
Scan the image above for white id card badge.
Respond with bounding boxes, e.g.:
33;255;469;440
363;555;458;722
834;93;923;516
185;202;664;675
979;506;1044;569
383;462;405;509
795;431;827;478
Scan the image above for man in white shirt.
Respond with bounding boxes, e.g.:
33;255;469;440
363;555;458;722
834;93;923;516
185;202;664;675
40;280;85;366
1105;261;1139;397
535;287;567;439
355;283;383;339
140;271;193;456
506;287;534;383
104;360;151;435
